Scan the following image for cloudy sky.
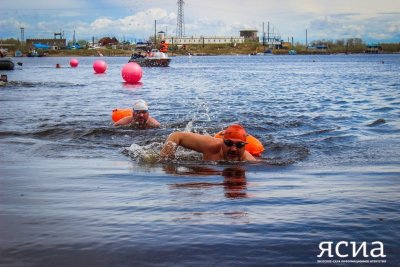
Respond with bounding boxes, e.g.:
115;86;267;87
1;0;399;44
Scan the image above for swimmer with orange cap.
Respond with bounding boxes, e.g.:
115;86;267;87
114;99;160;129
160;124;257;161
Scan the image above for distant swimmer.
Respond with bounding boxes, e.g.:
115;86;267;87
113;99;160;129
160;124;257;161
0;74;7;86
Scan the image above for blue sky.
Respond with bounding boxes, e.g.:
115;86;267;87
1;0;399;44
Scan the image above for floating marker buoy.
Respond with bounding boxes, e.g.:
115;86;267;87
93;60;107;74
70;58;79;68
121;62;142;83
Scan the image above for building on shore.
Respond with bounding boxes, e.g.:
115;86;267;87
163;35;244;45
262;35;284;48
306;44;329;53
26;38;66;50
364;44;383;54
162;29;284;48
240;30;259;42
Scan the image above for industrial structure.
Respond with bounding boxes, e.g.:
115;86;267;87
165;1;284;47
239;30;258;41
176;0;185;37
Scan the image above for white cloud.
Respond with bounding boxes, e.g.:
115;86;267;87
84;8;176;38
0;18;29;29
90;18;115;30
1;1;399;42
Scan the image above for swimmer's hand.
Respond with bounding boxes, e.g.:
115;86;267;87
159;141;177;160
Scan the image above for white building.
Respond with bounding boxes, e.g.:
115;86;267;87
163;36;244;45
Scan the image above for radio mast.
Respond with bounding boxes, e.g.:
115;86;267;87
176;0;185;37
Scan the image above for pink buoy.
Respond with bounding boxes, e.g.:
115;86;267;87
70;58;79;68
93;60;107;74
121;62;142;83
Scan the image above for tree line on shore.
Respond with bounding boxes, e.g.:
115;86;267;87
1;37;399;56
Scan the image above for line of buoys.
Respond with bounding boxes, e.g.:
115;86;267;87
214;131;265;157
68;58;143;83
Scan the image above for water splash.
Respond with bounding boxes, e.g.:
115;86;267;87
125;143;161;163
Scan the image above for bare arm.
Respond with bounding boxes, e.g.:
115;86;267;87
146;117;161;128
114;116;133;126
160;132;219;159
243;151;257;161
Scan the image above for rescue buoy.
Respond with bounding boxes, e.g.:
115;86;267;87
214;131;264;157
112;108;132;122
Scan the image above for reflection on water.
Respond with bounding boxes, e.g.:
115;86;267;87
122;81;143;89
167;165;248;199
222;167;247;198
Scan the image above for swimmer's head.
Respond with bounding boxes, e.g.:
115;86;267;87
133;99;148;111
132;99;149;127
221;124;248;161
223;124;247;142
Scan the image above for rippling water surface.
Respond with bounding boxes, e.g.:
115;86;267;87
1;54;399;266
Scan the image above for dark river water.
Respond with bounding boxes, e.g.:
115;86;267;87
1;54;399;266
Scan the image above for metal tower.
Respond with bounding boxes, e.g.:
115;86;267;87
176;0;185;37
20;27;24;42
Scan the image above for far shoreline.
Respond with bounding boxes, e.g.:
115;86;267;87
8;50;399;58
5;42;400;58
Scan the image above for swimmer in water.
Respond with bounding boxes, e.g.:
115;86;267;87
0;74;8;86
160;124;257;161
113;99;160;129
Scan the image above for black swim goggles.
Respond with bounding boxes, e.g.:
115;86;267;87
223;139;247;149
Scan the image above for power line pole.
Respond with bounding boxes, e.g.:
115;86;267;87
20;27;24;42
305;29;308;50
154;20;157;48
176;0;185;37
262;22;265;46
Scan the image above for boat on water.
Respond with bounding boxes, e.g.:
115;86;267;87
27;49;47;57
0;58;15;70
15;50;23;57
129;49;171;67
263;49;273;55
251;49;274;56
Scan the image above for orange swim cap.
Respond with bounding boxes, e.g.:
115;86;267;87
223;124;247;141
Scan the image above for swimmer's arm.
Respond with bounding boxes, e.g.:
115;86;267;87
114;116;133;126
147;117;161;128
243;151;257;161
160;132;216;159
